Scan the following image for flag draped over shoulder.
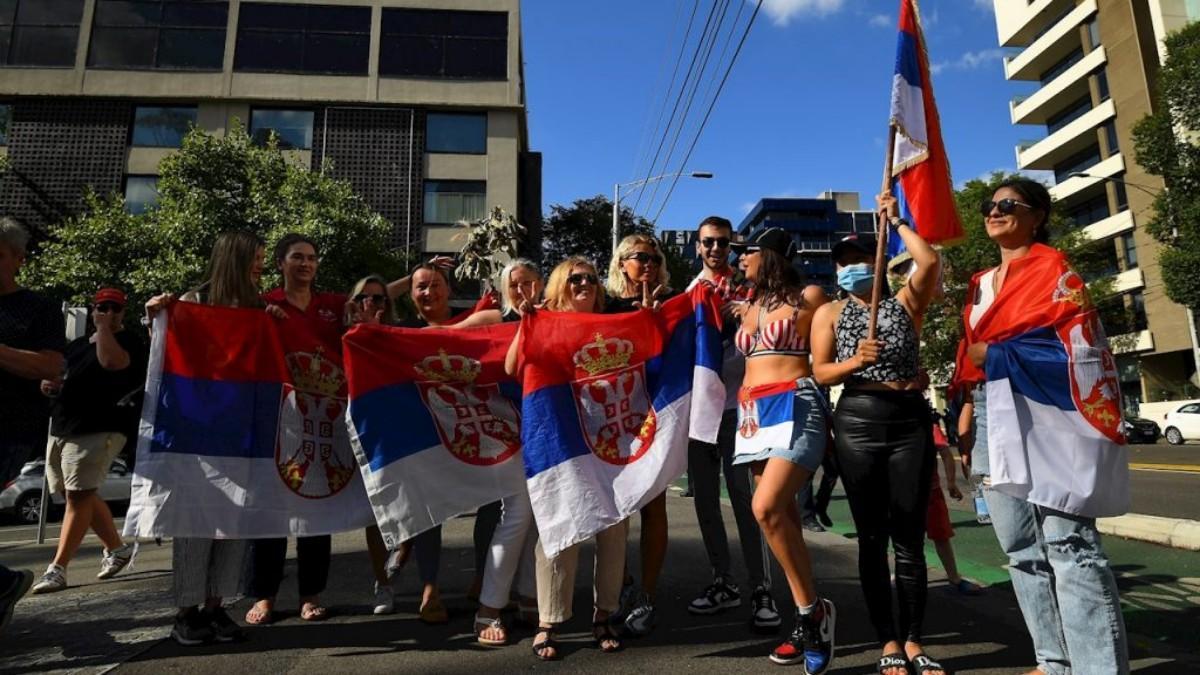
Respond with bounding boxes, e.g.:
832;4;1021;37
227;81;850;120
888;0;963;256
953;244;1129;518
344;322;526;549
124;302;374;539
519;285;722;558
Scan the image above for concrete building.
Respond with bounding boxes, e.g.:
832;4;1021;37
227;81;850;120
992;0;1200;410
0;0;541;261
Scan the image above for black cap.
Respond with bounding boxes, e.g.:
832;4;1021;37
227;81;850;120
730;227;797;260
831;234;877;263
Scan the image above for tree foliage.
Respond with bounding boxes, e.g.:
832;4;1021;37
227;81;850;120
1132;20;1200;310
541;195;655;274
23;123;407;318
454;206;525;288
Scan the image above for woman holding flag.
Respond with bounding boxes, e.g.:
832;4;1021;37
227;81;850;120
954;178;1128;674
727;227;836;670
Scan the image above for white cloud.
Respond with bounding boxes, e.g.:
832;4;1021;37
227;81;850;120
757;0;847;26
930;48;1004;75
868;13;891;28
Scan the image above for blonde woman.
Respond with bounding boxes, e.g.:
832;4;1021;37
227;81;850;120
505;257;625;660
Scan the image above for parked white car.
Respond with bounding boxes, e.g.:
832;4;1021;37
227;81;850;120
1163;403;1200;445
0;459;132;524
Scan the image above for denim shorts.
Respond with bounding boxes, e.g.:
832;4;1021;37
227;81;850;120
732;377;830;472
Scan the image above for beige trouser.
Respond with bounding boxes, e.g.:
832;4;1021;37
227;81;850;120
535;519;628;624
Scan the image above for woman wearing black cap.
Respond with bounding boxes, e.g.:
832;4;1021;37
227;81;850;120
810;193;944;675
728;226;837;671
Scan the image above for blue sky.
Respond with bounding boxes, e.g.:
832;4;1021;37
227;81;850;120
521;0;1044;231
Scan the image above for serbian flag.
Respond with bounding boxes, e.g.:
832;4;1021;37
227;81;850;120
888;0;964;256
124;302;374;539
518;284;722;557
344;322;526;548
953;244;1129;518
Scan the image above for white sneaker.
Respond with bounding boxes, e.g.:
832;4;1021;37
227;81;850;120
373;582;395;615
32;564;67;594
97;544;134;580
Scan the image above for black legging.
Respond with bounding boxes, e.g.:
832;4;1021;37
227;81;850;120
833;389;934;645
245;535;331;599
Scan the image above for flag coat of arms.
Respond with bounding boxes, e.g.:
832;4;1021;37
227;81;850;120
518;286;722;558
953;244;1129;518
734;382;799;459
124;302;374;539
344;322;526;549
888;0;964;256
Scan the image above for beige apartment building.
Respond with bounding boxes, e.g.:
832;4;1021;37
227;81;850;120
0;0;541;260
992;0;1200;410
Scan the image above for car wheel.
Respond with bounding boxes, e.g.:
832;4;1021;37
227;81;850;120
15;492;42;525
1164;427;1184;445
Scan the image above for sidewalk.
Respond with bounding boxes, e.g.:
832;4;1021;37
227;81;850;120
1;492;1196;673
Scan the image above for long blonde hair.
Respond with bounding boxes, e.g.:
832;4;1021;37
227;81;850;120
346;274;397;325
544;257;605;313
191;230;265;308
606;233;670;298
499;258;542;315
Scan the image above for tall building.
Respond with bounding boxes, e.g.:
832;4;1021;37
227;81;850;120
0;0;541;261
993;0;1200;409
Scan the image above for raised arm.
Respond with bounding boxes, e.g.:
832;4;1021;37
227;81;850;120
504;325;523;377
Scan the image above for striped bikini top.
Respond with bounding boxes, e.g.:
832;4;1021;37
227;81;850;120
735;305;809;358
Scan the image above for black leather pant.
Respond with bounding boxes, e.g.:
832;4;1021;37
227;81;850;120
245;535;331;599
833;389;934;644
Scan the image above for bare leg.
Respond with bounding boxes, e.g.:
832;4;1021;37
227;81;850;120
750;459;817;607
89;496;123;552
52;490;98;568
364;526;389;586
932;539;961;584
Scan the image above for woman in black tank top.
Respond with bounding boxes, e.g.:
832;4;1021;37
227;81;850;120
810;193;948;675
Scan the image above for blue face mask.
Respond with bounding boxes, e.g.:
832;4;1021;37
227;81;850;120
837;263;875;295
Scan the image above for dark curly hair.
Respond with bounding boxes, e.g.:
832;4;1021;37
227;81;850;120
994;178;1053;244
754;248;806;309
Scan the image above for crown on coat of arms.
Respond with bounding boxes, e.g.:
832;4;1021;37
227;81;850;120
286;348;344;397
573;333;634;376
415;349;481;384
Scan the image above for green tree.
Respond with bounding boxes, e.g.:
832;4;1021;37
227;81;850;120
1132;21;1200;310
23;123;407;318
541;195;655;274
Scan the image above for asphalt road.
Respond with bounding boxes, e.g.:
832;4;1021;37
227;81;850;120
1124;443;1200;520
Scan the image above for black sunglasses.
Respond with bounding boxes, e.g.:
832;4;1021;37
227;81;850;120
354;293;387;304
567;272;598;286
701;237;730;249
980;198;1034;217
94;302;124;314
623;252;663;265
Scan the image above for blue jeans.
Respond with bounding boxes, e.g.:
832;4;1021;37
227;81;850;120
972;386;1129;675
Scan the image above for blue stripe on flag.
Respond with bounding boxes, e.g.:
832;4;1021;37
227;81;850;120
521;383;592;477
755;390;795;427
350;383;443;472
151;373;282;459
890;178;916;257
986;327;1075;411
894;30;921;87
694;305;723;373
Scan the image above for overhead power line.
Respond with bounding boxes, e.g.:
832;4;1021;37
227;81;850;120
628;0;690;183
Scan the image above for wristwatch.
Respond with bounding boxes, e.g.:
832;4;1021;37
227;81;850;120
889;216;908;228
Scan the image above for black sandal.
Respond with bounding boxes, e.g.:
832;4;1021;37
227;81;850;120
592;621;623;653
531;627;560;661
878;652;911;674
911;653;946;674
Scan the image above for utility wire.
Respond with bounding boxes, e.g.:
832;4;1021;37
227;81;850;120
651;0;764;225
628;0;689;182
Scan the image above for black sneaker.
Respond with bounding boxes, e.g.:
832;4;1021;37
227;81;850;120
688;576;741;615
205;606;246;642
769;598;836;673
750;586;781;631
801;515;826;533
0;569;34;635
171;607;214;646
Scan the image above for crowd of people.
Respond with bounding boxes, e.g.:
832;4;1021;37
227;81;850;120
0;180;1130;673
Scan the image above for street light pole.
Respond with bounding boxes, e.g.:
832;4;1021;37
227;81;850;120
613;171;713;254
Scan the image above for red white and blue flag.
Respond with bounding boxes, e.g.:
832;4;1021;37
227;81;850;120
518;285;723;557
124;302;374;539
344;322;526;549
888;0;964;256
954;245;1129;518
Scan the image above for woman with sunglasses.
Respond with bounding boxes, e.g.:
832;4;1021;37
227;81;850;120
810;192;943;675
727;227;836;670
506;257;627;660
603;233;677;637
954;179;1128;675
144;229;267;645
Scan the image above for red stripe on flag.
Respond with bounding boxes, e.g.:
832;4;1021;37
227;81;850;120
162;302;290;382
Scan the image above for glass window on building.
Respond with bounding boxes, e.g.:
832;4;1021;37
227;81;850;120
1086;18;1101;51
234;3;370;76
1063;193;1109;229
0;0;85;68
131;106;197;147
1095;68;1110;101
1130;290;1148;331
249;109;313;150
1053;144;1102;184
380;9;507;80
1046;96;1091;134
0;103;10;144
1114;178;1128;211
124;175;159;214
426;113;487;154
88;1;228;71
1121;232;1138;269
424;180;486;223
1102;120;1120;156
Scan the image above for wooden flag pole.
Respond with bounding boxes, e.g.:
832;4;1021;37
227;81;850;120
867;123;898;341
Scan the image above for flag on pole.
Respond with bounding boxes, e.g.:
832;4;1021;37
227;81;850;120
518;285;722;558
344;322;526;549
889;0;964;256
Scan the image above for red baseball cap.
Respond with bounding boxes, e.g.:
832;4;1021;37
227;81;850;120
93;288;127;306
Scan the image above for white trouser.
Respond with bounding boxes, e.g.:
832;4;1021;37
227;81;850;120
478;487;537;609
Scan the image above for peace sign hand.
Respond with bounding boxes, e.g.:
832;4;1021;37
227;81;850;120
634;282;664;312
516;286;538;316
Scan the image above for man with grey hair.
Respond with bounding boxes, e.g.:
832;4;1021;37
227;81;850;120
0;217;65;634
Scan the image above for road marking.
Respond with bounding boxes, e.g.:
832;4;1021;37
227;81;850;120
1129;463;1200;474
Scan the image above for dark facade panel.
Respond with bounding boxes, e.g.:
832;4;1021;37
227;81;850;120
311;106;423;250
0;98;131;234
518;150;541;263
